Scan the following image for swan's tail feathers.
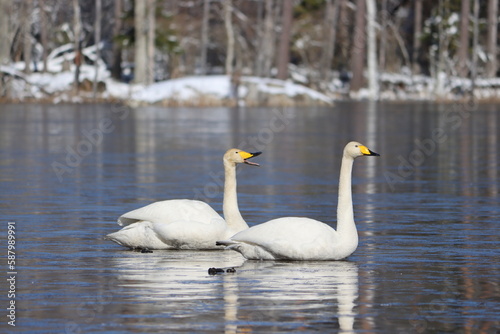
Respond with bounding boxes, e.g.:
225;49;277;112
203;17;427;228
105;222;170;250
105;231;130;247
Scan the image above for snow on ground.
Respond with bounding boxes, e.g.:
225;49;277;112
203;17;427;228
130;76;232;103
1;63;334;105
1;47;500;105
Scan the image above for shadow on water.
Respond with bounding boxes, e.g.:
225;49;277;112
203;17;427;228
0;102;498;333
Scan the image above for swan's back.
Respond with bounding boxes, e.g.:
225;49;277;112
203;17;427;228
228;217;340;260
118;199;221;226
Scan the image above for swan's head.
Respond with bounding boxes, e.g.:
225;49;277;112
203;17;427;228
345;141;380;158
224;148;262;166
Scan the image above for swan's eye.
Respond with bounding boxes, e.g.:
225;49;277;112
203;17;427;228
355;145;358;147
235;151;239;154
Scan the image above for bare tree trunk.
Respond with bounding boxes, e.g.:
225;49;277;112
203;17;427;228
39;0;48;73
254;0;263;75
134;0;147;84
276;0;292;80
73;0;82;91
457;0;470;77
22;0;33;74
434;0;446;97
147;0;156;84
93;0;101;99
471;0;480;97
224;0;234;76
485;0;498;77
257;0;275;77
412;0;422;74
111;0;123;80
200;0;210;75
365;0;378;99
0;0;11;66
337;0;350;63
378;0;387;71
350;0;366;93
320;0;339;82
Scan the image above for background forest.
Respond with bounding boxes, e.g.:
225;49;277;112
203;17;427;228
0;0;498;103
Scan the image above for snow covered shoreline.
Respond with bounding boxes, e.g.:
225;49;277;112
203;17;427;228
1;64;500;106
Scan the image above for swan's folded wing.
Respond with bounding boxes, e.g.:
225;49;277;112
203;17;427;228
229;217;338;260
118;199;221;226
154;218;227;249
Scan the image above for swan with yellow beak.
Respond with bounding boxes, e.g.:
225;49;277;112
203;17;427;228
217;141;379;260
106;149;261;250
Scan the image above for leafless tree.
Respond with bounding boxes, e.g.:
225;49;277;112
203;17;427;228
457;0;470;77
134;0;147;84
73;0;82;91
200;0;210;75
276;0;292;80
224;0;234;75
412;0;423;74
256;0;275;77
39;0;49;73
147;0;156;84
379;0;387;71
0;0;13;66
471;0;480;96
22;0;33;74
93;0;101;98
111;0;123;79
485;0;498;77
320;0;340;82
350;0;366;93
365;0;378;99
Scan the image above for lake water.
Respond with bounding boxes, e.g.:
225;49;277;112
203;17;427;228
1;101;498;333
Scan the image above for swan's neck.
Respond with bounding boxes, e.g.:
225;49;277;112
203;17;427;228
336;154;357;239
223;161;248;232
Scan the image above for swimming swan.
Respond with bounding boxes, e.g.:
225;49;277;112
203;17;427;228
106;149;261;250
216;141;379;260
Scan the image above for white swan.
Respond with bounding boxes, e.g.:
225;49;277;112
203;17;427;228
106;149;261;250
216;141;379;260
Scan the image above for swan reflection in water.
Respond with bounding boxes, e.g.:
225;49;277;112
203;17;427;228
110;252;358;332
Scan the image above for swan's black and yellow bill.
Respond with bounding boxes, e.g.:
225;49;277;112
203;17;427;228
359;145;380;156
239;151;262;166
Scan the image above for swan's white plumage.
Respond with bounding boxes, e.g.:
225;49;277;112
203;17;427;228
106;149;260;250
218;141;379;261
220;217;342;260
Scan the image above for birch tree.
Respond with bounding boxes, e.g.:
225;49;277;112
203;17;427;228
224;0;234;76
134;0;148;84
365;0;378;99
0;0;11;66
485;0;498;77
